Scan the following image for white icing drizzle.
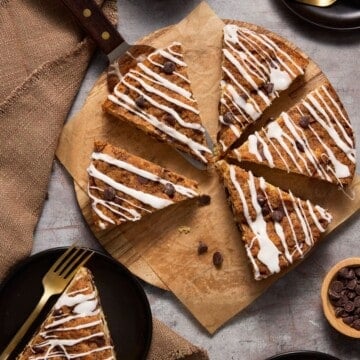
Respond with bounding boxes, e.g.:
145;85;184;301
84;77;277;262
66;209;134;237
237;85;355;184
87;151;198;227
227;165;331;279
27;272;115;360
219;24;305;150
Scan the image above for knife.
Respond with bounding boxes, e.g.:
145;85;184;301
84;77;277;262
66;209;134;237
60;0;213;170
294;0;337;7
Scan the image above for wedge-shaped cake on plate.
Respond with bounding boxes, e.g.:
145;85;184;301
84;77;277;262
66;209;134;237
216;161;332;280
228;83;356;186
218;24;309;153
102;42;213;167
17;267;116;359
87;141;201;230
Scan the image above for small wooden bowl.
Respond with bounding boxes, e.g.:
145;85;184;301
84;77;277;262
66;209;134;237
321;257;360;339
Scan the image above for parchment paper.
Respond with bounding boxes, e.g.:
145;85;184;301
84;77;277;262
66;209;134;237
56;2;360;333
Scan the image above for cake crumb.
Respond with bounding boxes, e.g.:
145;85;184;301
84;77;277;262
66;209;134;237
178;226;191;234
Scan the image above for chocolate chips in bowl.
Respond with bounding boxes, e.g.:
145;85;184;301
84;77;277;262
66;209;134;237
321;258;360;339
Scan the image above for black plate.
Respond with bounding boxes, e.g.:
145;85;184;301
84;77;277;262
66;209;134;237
266;350;340;360
282;0;360;30
0;248;152;359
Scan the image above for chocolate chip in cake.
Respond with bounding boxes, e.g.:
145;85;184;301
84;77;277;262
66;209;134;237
92;336;106;346
262;203;271;216
163;61;176;75
135;95;146;108
137;175;150;185
164;114;177;126
223;112;235;125
257;195;267;207
241;93;249;101
32;346;45;354
53;308;63;316
263;82;274;95
164;183;175;198
330;280;344;293
213;251;223;268
197;241;208;255
198;194;211;206
295;140;305;152
271;209;284;223
103;187;116;201
299;116;310;129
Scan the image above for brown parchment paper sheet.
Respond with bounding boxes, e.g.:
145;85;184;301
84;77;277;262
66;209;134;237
56;2;360;334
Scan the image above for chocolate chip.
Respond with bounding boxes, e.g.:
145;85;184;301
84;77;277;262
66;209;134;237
164;183;175;198
347;279;357;290
355;267;360;277
299;116;310;129
164;114;176;126
354;296;360;308
135;95;146;108
355;284;360;296
263;82;274;94
348;291;357;300
355;307;360;316
197;241;208;255
241;93;249;101
213;251;223;268
92;336;106;346
335;307;346;318
344;301;355;313
351;319;360;330
163;61;176;75
330;280;344;293
328;289;341;301
223;112;235;125
198;195;211;206
32;346;45;354
54;345;63;353
295;140;304;152
345;268;356;279
271;209;284;223
257;195;267;207
343;316;354;325
53;308;63;316
137;176;150;185
262;203;271;216
103;187;116;201
338;267;350;279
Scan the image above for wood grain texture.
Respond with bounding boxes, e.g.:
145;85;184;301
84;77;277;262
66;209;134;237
59;15;360;333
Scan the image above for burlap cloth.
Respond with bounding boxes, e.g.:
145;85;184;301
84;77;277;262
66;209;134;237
0;0;208;358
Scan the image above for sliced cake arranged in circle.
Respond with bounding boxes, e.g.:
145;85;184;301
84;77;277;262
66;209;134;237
17;267;116;359
218;24;309;154
216;161;332;280
102;42;213;168
87;141;201;230
227;83;356;186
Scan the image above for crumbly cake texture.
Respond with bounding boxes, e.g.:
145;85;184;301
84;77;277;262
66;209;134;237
102;42;213;167
216;161;332;280
228;83;356;186
87;141;200;230
16;267;116;360
218;24;309;154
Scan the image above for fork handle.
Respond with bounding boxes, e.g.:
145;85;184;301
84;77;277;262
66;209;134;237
60;0;124;55
0;290;52;360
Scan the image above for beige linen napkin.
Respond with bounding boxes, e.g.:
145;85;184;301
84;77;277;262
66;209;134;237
0;0;208;358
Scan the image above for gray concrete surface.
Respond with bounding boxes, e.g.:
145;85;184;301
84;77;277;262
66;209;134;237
33;1;360;359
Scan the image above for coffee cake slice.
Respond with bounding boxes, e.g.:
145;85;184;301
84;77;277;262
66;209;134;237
218;24;308;154
102;42;213;167
17;267;116;359
216;161;332;280
228;83;356;186
87;141;201;230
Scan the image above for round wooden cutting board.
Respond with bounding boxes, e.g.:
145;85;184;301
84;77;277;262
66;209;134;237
73;19;352;298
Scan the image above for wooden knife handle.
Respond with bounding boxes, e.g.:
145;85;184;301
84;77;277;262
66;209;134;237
60;0;124;55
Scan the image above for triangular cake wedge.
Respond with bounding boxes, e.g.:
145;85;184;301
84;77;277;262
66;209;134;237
218;24;309;154
102;42;213;167
216;161;332;280
87;141;202;230
17;267;116;359
228;83;356;186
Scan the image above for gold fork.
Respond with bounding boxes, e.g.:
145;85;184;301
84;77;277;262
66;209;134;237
0;245;94;360
295;0;337;6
